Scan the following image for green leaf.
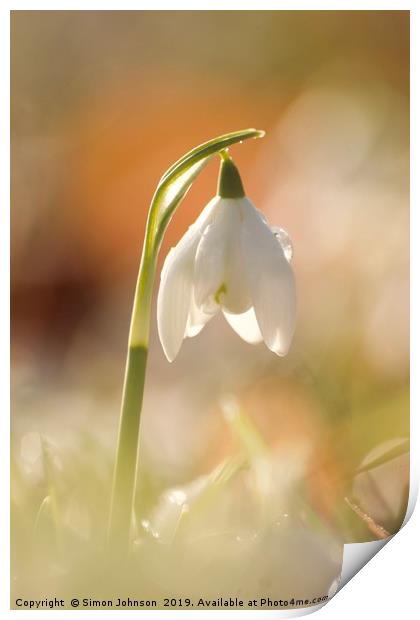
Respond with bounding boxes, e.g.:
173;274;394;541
146;128;265;254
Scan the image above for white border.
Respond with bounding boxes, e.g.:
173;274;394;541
1;2;415;9
2;1;11;617
3;3;416;618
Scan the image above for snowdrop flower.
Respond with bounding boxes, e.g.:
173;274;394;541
157;154;296;362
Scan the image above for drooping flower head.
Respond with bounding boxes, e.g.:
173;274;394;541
157;152;296;362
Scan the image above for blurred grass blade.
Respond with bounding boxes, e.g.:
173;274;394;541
344;497;390;539
34;495;53;534
220;395;268;459
40;438;63;552
355;439;409;475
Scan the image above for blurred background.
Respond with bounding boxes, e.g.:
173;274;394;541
11;10;409;605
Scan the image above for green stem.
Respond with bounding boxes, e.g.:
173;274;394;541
108;245;157;553
108;344;147;551
107;128;265;554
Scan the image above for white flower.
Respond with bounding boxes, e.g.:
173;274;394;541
157;156;296;362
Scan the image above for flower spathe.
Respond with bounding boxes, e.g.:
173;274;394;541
157;156;296;362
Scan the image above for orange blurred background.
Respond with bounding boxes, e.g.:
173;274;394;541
11;10;409;541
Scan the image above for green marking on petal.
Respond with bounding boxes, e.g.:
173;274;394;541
214;283;227;305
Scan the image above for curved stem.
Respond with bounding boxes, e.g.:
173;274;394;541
107;128;265;554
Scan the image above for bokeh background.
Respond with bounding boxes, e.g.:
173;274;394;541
11;10;409;606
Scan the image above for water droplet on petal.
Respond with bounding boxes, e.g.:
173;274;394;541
272;227;293;262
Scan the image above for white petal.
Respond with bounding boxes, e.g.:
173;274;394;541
193;219;225;313
157;241;196;362
223;307;263;344
240;199;296;356
185;293;216;338
222;203;252;314
157;198;218;361
194;198;251;314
